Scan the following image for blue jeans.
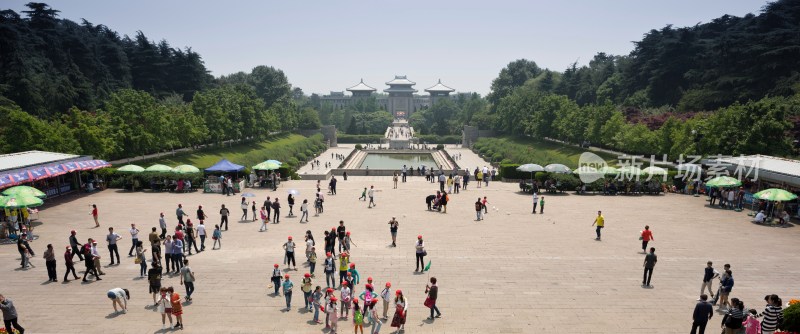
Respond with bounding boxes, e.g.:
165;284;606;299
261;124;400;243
139;261;147;276
284;290;292;308
430;302;441;318
313;304;320;321
185;281;194;298
304;291;312;309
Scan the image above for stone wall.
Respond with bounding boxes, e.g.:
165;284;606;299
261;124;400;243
298;125;337;147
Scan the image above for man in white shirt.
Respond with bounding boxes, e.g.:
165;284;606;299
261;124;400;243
753;210;766;223
128;223;140;257
367;186;376;208
91;241;106;275
196;221;207;251
532;193;539;214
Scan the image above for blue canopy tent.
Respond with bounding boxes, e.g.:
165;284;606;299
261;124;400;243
204;159;244;173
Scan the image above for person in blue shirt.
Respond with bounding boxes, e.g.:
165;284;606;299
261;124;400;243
282;274;293;311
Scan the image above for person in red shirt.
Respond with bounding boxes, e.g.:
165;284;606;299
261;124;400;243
91;204;99;227
640;225;654;253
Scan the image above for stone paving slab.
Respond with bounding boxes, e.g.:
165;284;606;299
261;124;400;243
296;144;355;176
444;146;491;172
1;175;798;333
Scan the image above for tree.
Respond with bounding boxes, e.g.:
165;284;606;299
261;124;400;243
298;107;322;129
487;59;542;108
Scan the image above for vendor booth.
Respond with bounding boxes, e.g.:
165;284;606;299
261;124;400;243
203;159;245;193
0;150;109;198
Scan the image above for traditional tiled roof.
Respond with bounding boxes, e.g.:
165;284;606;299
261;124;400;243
424;79;455;93
346;79;376;92
386;75;416;86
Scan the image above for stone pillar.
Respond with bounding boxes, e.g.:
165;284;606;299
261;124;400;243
462;125;479;148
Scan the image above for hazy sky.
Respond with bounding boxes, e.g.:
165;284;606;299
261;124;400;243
5;0;769;96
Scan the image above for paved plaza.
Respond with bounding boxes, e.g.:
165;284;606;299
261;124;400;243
2;176;799;333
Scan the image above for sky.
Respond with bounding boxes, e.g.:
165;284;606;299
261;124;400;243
5;0;769;96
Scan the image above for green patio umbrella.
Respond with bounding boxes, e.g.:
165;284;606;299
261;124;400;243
265;160;283;166
0;195;44;208
253;161;282;171
705;176;742;188
2;185;46;198
752;188;798;202
117;164;145;172
172;165;200;174
145;164;173;172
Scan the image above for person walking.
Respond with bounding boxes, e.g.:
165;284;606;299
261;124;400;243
149;227;161;260
300;199;309;222
438;173;446;192
91;204;100;227
640;226;654;253
180;259;195;301
168;287;184;330
106;227;122;265
212;224;222;249
482;196;489;214
163;235;174;272
148;260;163;306
699;261;718;300
43;244;57;282
196;221;206;251
287;194;295;217
63;246;79;282
381;282;392;320
219;204;230;231
390;290;408;333
83;241;102;281
312;286;323;323
196;205;207;223
329;176;337;195
324;252;336;288
157;287;174;329
171;235;184;273
393;172;398;189
107;288;130;314
642;247;657;287
17;235;33;269
719;270;734;310
388;217;399;247
135;241;147;278
272;198;281;224
284;236;297;270
532;193;538;214
270;264;283;295
691;294;713;334
159;212;168;239
592;211;605;240
761;294;783;334
415;235;426;272
0;294;25;334
251;201;257;221
69;230;84;261
176;204;187;225
425;277;442;320
301;273;313;311
259;206;269;232
282;274;294;311
240;197;248;221
309;247;317;277
721;298;745;334
710;264;731;305
538;196;545;214
338;252;350;286
454;174;461;194
327;296;339;333
359;187;367;201
337;221;347;252
185;222;199;255
368;186;376;208
90;240;106;275
475;198;483;221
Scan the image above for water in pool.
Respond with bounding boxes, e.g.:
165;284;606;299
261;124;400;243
359;153;438;169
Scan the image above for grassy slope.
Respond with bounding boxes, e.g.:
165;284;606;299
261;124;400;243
145;134;311;168
477;136;619;168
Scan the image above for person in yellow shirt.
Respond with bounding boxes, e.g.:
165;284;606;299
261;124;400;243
338;252;349;287
591;211;604;240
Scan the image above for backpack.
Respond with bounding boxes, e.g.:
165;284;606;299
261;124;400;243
475;202;482;211
83;244;92;256
354;309;363;324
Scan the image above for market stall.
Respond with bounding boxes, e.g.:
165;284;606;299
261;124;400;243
203;159;245;193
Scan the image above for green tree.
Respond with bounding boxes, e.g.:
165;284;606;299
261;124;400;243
487;59;543;108
298;107;322;129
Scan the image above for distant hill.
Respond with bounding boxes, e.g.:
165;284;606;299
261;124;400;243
0;2;213;117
